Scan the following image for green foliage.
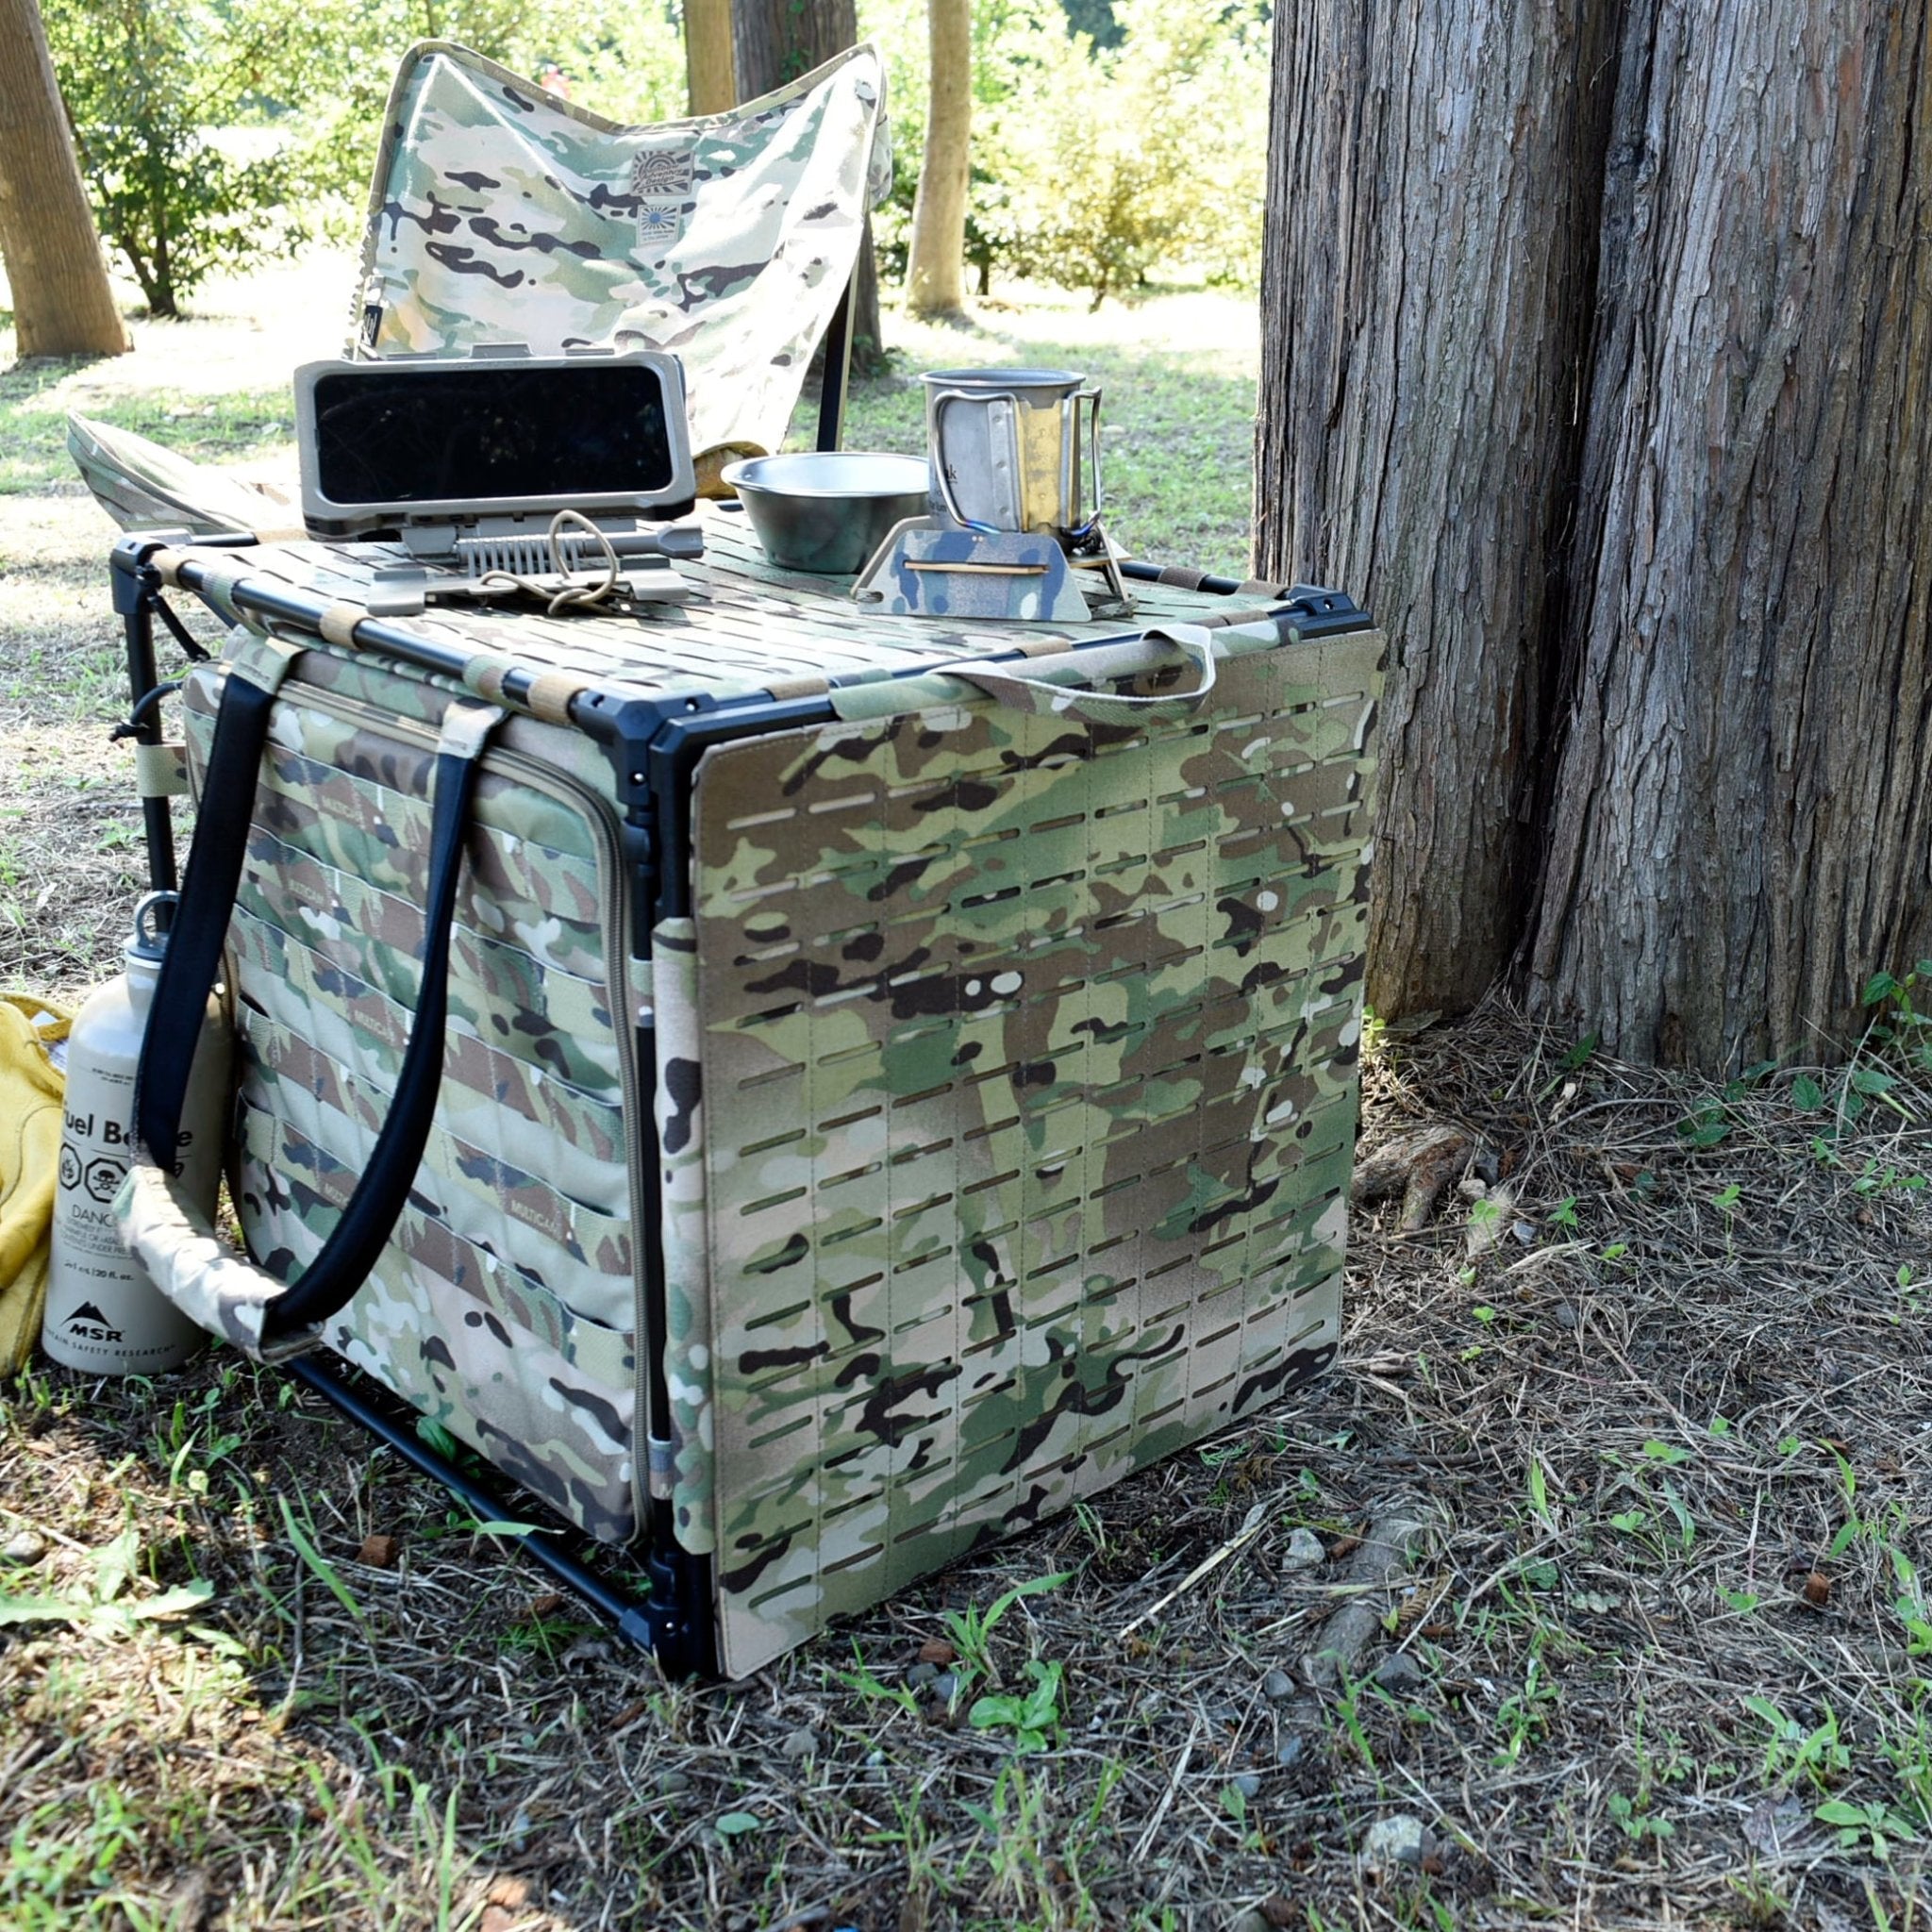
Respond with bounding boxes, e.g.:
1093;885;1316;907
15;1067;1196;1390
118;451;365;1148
983;0;1270;306
44;0;1256;319
939;1570;1069;1685
42;0;686;317
1814;1796;1919;1861
968;1657;1065;1752
0;1523;211;1634
1;1786;145;1931
1607;1790;1674;1844
1744;1695;1851;1793
863;0;1269;305
42;0;321;316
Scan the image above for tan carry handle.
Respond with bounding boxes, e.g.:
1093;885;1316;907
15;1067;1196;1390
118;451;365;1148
938;622;1217;722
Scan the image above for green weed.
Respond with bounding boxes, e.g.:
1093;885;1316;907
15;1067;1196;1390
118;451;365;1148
1814;1796;1919;1861
1494;1630;1559;1766
1743;1695;1850;1792
940;1569;1069;1688
0;1522;210;1634
970;1657;1066;1753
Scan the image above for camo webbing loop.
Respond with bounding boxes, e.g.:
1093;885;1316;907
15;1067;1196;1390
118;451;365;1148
133;741;189;798
941;623;1219;720
520;669;590;727
762;673;833;702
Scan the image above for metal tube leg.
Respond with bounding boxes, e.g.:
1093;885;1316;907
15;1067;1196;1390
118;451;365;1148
123;598;178;904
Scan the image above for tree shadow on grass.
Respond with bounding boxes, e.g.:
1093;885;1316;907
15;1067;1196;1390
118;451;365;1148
0;358;291;497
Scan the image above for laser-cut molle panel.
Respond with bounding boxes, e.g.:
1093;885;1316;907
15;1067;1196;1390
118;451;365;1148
678;638;1385;1676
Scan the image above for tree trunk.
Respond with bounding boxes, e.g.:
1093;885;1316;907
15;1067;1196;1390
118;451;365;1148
733;0;885;376
906;0;972;318
1257;0;1932;1071
684;0;737;117
1255;0;1620;1021
0;0;128;357
1527;0;1932;1068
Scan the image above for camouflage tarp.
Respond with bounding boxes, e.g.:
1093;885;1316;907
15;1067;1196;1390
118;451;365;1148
351;41;891;462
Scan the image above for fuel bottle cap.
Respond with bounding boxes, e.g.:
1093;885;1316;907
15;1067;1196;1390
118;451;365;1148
127;891;178;964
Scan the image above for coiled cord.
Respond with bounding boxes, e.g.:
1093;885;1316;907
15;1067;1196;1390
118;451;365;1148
472;508;622;616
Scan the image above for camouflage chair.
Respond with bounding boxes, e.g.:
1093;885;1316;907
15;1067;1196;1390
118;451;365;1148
69;41;891;529
352;40;891;476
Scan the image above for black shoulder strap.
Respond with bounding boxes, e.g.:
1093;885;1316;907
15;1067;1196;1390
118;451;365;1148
137;663;498;1342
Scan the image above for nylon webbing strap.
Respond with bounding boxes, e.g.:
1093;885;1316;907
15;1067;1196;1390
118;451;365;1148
259;697;501;1338
136;649;503;1342
136;646;295;1167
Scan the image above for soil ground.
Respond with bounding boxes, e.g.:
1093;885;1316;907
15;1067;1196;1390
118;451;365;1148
3;259;1929;1932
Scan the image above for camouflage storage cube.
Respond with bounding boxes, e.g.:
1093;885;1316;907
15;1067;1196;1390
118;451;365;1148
126;516;1383;1676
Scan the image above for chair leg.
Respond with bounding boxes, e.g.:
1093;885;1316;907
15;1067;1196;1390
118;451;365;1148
814;276;854;452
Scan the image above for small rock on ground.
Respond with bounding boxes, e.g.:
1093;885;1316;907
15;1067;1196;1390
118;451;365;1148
1275;1734;1307;1769
779;1725;819;1762
907;1660;939;1690
1374;1649;1425;1694
1281;1527;1324;1571
1260;1667;1294;1701
1231;1772;1262;1799
1227;1911;1272;1932
2;1530;47;1564
1359;1812;1429;1875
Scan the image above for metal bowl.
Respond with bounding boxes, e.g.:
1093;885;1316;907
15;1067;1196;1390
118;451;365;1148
721;451;929;575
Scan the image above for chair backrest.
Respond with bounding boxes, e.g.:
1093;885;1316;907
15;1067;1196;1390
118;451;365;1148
349;41;891;464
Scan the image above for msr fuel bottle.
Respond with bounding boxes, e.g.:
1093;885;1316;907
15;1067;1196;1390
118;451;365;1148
44;893;229;1374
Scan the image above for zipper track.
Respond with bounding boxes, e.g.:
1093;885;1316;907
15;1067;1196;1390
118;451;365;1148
193;668;658;1538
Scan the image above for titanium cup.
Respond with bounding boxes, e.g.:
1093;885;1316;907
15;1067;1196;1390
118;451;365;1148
921;368;1105;537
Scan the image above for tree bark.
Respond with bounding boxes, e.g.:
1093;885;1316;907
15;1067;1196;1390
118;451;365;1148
733;0;885;375
1255;0;1619;1019
0;0;128;357
1527;0;1932;1068
906;0;972;318
684;0;737;117
1257;0;1932;1071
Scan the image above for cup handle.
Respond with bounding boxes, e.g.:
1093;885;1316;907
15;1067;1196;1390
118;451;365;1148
1074;388;1106;532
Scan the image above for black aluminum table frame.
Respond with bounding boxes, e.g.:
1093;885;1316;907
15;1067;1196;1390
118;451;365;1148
115;535;691;1665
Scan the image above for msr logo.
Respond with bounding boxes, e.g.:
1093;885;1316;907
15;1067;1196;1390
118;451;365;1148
64;1301;125;1343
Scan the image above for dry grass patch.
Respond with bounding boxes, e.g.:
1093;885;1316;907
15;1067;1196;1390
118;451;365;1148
5;1007;1931;1930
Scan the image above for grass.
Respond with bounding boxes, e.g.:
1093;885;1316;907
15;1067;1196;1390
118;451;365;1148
9;1005;1932;1928
5;256;1932;1929
0;363;292;497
